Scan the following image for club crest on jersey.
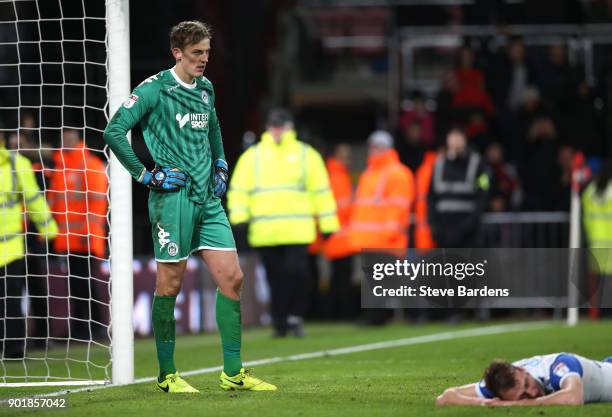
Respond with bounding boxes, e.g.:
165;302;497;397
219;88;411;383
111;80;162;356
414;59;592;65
123;94;138;109
175;112;209;129
201;90;209;104
553;362;570;378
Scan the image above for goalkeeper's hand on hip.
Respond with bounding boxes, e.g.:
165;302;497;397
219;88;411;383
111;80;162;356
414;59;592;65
213;159;229;197
138;166;187;192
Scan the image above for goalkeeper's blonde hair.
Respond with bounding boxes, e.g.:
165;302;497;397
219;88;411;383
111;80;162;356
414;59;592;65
170;21;212;50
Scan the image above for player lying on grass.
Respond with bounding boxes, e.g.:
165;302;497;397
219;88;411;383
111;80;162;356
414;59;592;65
104;21;275;393
436;353;612;406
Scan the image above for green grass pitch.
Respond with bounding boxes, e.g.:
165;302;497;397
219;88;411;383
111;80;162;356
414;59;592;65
1;320;611;416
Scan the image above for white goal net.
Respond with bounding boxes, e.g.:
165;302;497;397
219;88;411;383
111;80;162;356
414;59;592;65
0;0;116;386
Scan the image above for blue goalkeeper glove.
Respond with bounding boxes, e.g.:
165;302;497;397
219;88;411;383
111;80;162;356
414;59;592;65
139;166;187;192
213;159;229;197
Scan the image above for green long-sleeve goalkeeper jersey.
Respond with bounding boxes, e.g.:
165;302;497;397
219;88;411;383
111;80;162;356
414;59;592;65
103;68;225;203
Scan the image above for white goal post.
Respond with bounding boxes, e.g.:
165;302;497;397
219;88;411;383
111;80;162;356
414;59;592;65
106;0;134;385
0;0;134;386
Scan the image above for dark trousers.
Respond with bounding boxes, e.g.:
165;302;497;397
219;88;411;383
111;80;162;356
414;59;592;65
329;256;354;320
306;254;321;319
66;255;103;340
0;259;26;356
25;234;50;341
1;252;53;356
259;245;309;334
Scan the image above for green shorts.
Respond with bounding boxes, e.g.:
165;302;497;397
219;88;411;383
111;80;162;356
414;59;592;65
148;187;236;262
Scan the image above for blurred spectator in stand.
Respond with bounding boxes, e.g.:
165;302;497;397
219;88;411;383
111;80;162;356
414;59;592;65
486;37;534;157
484;142;522;212
397;120;426;172
8;130;54;176
48;128;108;341
241;131;257;150
429;128;490;248
436;72;459;145
19;113;37;140
7;131;55;349
537;44;580;107
560;81;606;156
322;143;356;320
464;110;490;153
452;46;495;117
487;36;535;113
350;131;415;325
428;128;489;323
228;109;339;337
510;86;554;160
518;116;564;211
399;91;435;148
0;128;57;358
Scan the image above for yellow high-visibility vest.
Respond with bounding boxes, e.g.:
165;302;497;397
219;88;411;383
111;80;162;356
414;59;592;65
0;146;58;267
228;130;339;247
582;181;612;274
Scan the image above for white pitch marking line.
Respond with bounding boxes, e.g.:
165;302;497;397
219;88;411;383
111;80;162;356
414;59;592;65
6;321;555;400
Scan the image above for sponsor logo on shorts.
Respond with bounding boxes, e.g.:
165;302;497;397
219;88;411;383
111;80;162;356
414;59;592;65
123;94;138;109
157;223;170;250
167;242;179;257
175;112;209;129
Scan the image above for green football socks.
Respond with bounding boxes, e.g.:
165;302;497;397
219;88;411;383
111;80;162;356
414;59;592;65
152;294;177;381
216;289;243;376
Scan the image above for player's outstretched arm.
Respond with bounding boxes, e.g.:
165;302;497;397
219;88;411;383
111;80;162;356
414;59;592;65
487;375;584;407
436;384;492;406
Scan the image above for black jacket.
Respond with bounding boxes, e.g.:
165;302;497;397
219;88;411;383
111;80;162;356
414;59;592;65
428;151;489;247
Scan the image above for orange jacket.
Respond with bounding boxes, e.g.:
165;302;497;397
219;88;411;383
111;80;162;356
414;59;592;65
49;142;108;258
349;149;414;252
308;157;353;256
414;151;438;249
308;234;323;254
322;157;354;260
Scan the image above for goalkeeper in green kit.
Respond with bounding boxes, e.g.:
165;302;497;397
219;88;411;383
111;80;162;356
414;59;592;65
103;21;276;393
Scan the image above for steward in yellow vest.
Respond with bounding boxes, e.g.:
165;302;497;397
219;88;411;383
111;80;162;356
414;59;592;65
228;121;338;247
227;109;338;336
0;132;57;358
0;140;58;267
582;163;612;275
